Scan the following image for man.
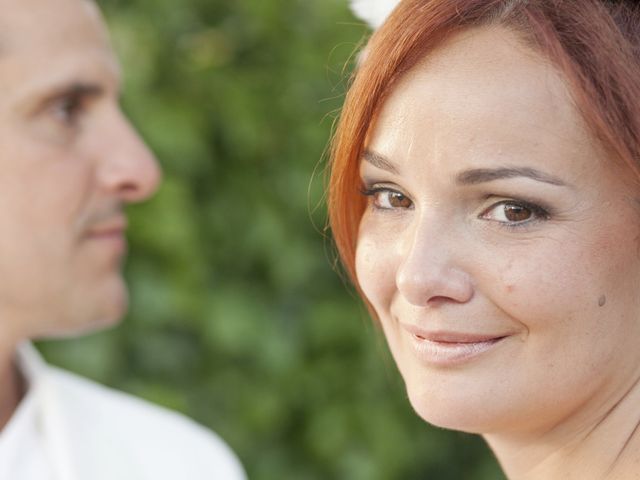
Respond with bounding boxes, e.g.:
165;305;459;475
0;0;245;478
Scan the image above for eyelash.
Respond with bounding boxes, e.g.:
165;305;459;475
479;199;550;229
360;186;413;211
360;185;551;228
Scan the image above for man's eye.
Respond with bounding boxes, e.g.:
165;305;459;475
361;187;413;210
50;94;85;125
480;200;549;225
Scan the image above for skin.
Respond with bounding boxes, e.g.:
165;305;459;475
0;0;160;427
356;26;640;478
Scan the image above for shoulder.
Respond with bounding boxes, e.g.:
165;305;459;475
45;366;246;480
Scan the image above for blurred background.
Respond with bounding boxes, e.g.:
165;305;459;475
38;0;504;478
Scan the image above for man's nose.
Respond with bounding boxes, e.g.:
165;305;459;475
395;215;474;307
96;109;162;203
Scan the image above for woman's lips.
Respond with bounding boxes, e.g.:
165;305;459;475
401;324;509;366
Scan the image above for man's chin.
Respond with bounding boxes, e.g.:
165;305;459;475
40;310;126;340
83;286;129;333
45;280;129;338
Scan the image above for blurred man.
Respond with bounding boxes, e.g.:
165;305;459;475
0;0;245;478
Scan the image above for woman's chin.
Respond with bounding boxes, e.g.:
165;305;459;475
406;388;500;434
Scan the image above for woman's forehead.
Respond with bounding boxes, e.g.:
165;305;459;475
383;27;564;116
365;26;597;172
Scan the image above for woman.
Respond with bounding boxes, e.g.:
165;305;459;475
329;0;640;478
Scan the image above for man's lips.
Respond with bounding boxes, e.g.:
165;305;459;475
85;216;128;238
84;216;128;257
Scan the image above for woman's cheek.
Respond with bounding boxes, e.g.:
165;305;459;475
355;224;399;312
481;236;605;336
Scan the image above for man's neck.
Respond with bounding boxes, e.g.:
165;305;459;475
0;345;25;432
484;371;640;479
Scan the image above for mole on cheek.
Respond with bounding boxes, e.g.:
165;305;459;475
598;295;606;307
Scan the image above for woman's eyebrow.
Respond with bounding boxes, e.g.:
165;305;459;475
362;151;568;187
455;167;567;186
362;149;399;174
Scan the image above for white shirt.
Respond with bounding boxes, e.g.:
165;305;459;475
0;343;246;480
0;383;52;480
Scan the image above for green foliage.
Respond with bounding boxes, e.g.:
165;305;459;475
39;0;504;478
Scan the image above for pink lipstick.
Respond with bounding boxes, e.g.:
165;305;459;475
402;324;508;366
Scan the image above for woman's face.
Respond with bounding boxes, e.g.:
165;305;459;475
356;26;640;436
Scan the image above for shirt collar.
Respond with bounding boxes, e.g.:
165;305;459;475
13;342;76;480
15;342;48;394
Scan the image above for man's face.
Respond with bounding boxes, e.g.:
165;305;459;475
0;0;160;340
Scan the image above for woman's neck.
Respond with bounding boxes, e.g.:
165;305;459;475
484;371;640;479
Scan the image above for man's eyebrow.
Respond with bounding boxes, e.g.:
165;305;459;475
455;167;567;186
24;81;107;118
49;82;105;100
362;149;399;174
28;82;107;116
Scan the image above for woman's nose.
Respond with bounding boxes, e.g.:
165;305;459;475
395;217;474;307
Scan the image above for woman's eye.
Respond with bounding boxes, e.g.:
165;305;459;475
480;200;548;225
361;188;413;210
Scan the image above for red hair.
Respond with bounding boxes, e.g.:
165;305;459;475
329;0;640;289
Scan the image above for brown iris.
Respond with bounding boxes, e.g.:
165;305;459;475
503;204;531;222
386;191;412;209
